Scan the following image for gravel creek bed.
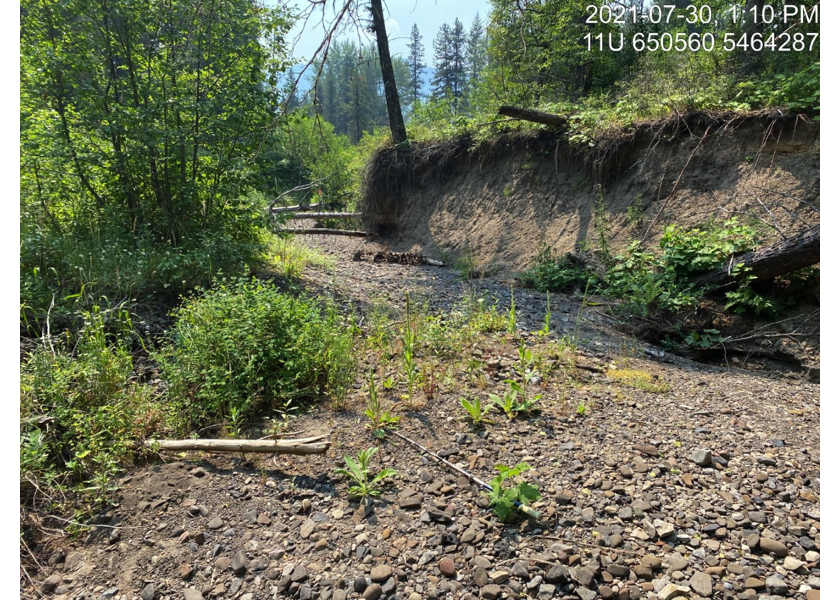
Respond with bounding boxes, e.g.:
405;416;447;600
30;235;820;600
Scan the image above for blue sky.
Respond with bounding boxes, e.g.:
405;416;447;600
283;0;492;67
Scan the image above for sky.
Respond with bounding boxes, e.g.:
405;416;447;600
282;0;492;68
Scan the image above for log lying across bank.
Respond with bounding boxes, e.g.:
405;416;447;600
498;106;568;127
277;228;368;237
287;212;361;220
692;225;820;289
127;434;329;455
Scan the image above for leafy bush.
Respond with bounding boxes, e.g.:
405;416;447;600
523;219;774;319
155;277;358;431
20;305;164;500
521;245;591;293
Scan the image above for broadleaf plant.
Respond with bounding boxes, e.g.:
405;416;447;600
487;462;541;522
335;447;397;498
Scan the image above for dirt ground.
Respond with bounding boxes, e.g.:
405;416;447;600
23;234;820;600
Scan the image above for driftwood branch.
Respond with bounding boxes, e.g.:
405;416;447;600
268;173;336;211
288;212;360;220
277;228;368;237
691;225;820;289
127;434;329;455
498;106;567;128
270;203;324;214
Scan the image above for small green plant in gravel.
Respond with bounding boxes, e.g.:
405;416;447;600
335;447;397;498
364;371;400;438
507;286;517;334
460;396;494;427
489;386;539;420
487;462;541;522
575;400;588;418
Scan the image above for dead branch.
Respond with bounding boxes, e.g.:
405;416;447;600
277;228;367;237
126;434;330;455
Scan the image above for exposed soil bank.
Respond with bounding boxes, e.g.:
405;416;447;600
362;111;819;273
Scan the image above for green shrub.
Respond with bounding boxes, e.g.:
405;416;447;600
487;462;541;522
520;245;591;293
20;304;164;501
155;277;358;431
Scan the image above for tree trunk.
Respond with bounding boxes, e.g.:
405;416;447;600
369;0;408;146
691;225;820;289
127;434;329;455
498;106;567;127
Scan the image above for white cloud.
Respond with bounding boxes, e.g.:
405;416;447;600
385;17;401;36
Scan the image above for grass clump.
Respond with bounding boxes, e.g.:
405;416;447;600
609;369;670;394
267;235;336;279
156;276;358;432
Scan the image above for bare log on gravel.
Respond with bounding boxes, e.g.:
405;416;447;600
127;435;329;455
692;225;820;289
497;106;567;128
287;212;361;220
277;228;368;237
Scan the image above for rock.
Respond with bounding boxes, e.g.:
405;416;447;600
577;587;597;600
664;553;689;571
545;564;568;584
41;574;61;593
806;591;820;600
439;558;456;578
179;563;195;580
207;517;224;530
291;564;309;582
759;537;788;557
689;571;712;597
231;550;249;575
398;496;422;510
301;519;316;539
65;552;83;571
745;577;765;589
538;584;555;599
370;565;392;582
183;590;204;600
657;583;691;599
691;449;712;467
140;583;156;600
607;564;630;578
766;574;789;595
48;549;66;566
784;556;805;571
480;584;502;600
191;467;207;477
333;591;347;600
474;567;489;587
353;577;367;593
575;566;596;587
362;583;382;600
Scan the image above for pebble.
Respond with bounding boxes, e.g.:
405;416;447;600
439;557;456;578
362;583;383;600
691;449;712;466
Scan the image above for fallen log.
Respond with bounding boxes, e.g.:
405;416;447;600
498;106;567;128
127;434;329;455
692;225;820;289
287;212;360;220
277;228;367;237
269;203;324;213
